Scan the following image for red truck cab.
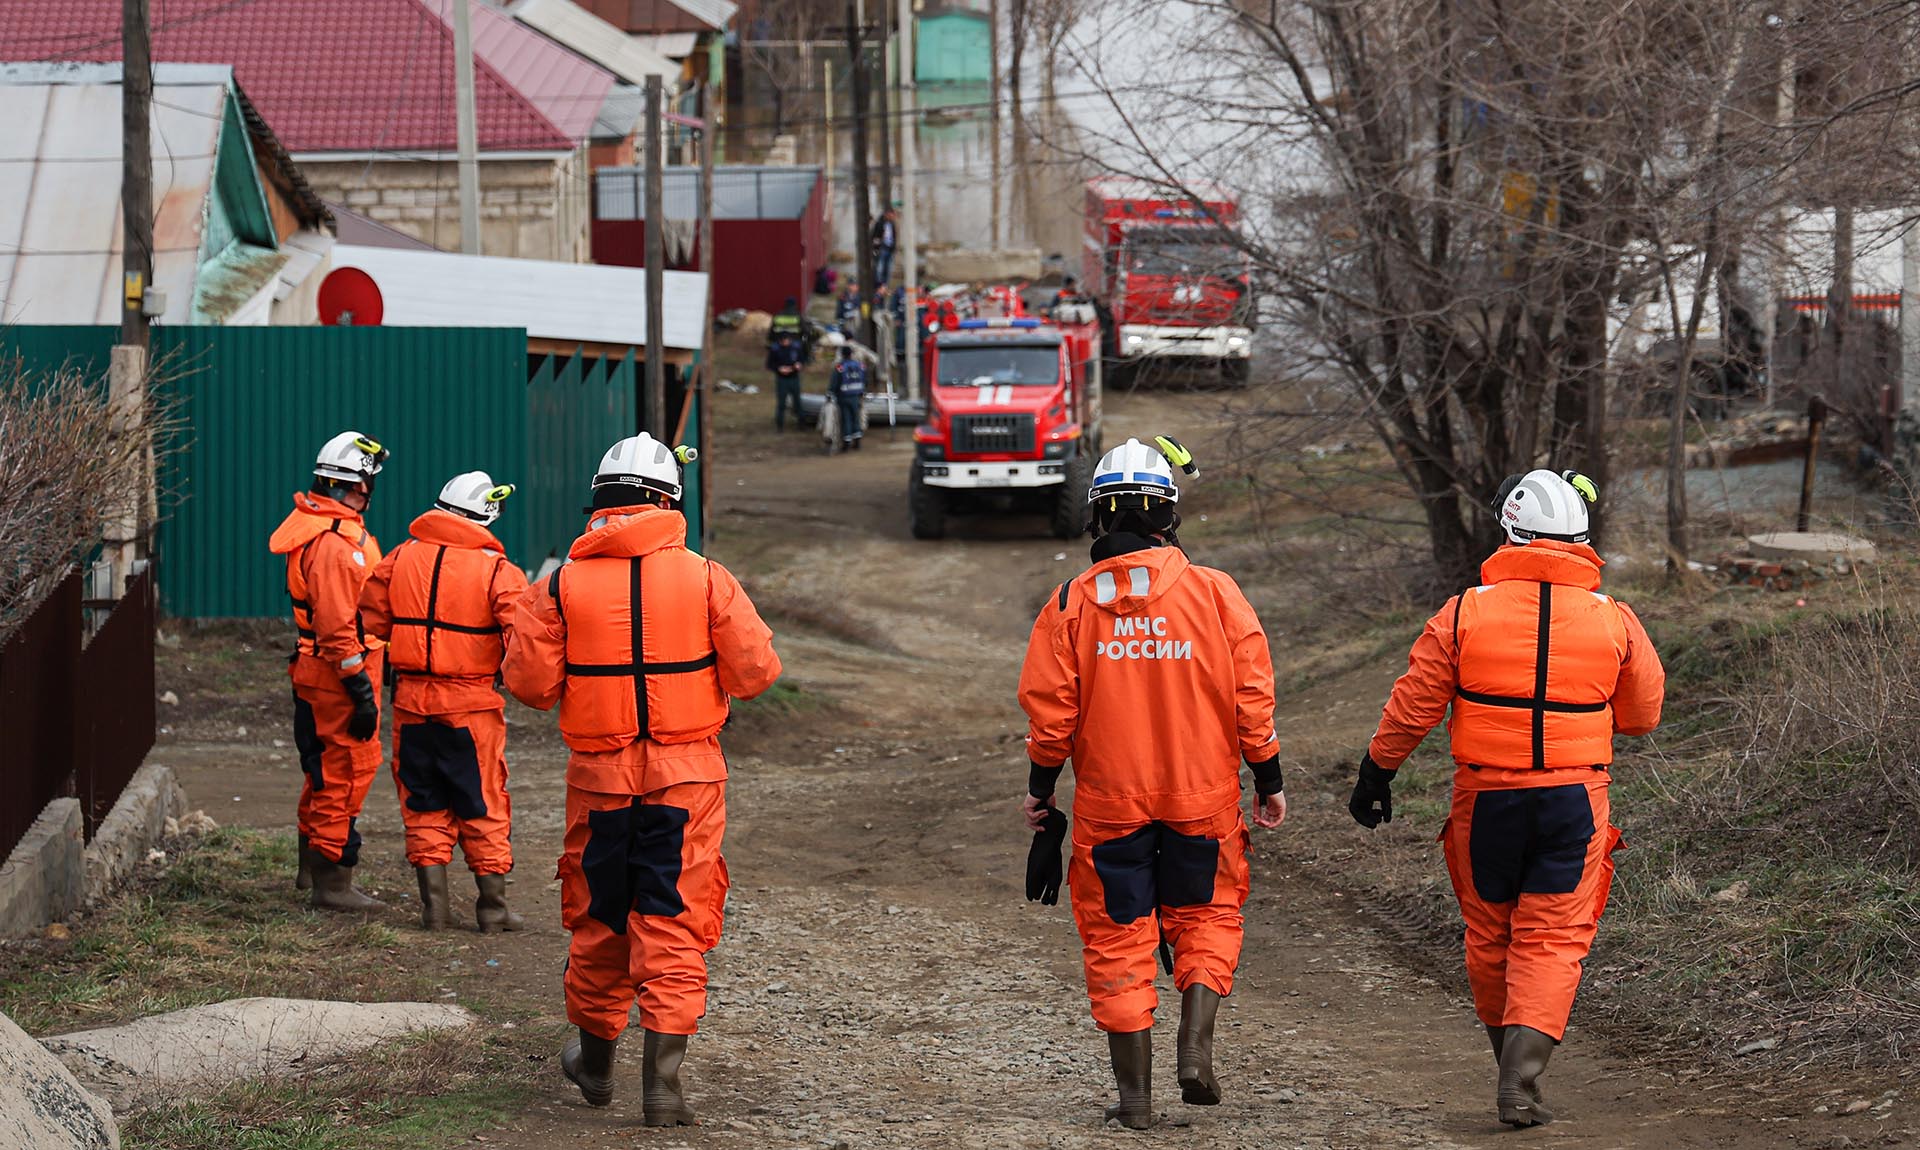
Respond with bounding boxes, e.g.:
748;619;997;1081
909;305;1104;539
1084;177;1254;385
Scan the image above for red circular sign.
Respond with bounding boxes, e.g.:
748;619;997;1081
317;266;385;326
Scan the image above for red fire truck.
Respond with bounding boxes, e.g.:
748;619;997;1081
908;294;1104;539
1083;177;1254;385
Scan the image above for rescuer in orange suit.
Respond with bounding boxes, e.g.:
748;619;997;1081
503;433;781;1127
1350;469;1665;1127
359;471;529;933
1018;435;1286;1130
268;432;390;911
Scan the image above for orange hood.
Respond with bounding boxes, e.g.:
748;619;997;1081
1480;540;1604;591
1070;544;1191;613
408;508;504;552
567;505;687;561
268;492;363;555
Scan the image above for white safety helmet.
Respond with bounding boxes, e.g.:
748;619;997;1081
1087;436;1192;507
591;433;697;505
313;431;387;484
1494;469;1598;545
435;471;514;524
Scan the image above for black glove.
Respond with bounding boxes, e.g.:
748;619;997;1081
342;670;379;742
1026;808;1069;905
1348;753;1395;828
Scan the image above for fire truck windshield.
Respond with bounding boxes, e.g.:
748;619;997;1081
936;346;1060;387
1125;225;1240;277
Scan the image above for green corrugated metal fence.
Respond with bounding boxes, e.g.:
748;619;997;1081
3;326;701;618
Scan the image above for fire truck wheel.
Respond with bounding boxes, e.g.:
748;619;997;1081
1050;452;1093;540
1222;358;1251;388
910;461;947;540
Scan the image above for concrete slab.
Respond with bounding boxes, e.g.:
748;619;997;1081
924;248;1044;283
0;1007;117;1150
44;998;477;1110
1747;531;1878;565
0;799;83;938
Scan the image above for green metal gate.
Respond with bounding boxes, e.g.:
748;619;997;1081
2;326;699;618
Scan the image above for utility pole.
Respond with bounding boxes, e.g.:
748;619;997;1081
823;59;835;212
698;79;717;546
644;74;667;436
110;0;153;600
451;0;481;253
899;0;920;402
875;0;893;217
989;0;1001;250
848;0;877;350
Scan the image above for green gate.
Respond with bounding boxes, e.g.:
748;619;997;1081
2;326;700;618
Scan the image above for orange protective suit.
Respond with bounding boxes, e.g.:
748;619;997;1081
503;505;781;1039
269;492;384;866
359;509;528;875
1019;543;1278;1033
1368;541;1665;1040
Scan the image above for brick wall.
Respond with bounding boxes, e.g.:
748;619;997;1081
297;149;592;263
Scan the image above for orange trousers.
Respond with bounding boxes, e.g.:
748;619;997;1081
558;780;728;1039
1440;778;1621;1041
1068;806;1251;1033
292;657;384;866
390;707;512;874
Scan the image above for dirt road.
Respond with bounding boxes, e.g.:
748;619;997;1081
165;390;1863;1149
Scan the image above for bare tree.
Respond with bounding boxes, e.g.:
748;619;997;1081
0;361;165;639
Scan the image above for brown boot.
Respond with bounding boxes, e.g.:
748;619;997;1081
415;864;451;930
561;1028;616;1107
1103;1029;1154;1129
307;852;386;912
1496;1025;1557;1127
642;1029;697;1127
296;834;312;891
1177;985;1222;1105
474;873;525;933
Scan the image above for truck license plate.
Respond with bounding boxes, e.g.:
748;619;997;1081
975;475;1012;487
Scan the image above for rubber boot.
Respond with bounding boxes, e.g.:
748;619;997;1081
474;873;525;933
642;1030;697;1127
1103;1029;1154;1129
561;1028;616;1107
1496;1025;1557;1127
306;853;386;912
296;834;312;891
1177;986;1222;1105
1486;1023;1507;1062
414;864;451;930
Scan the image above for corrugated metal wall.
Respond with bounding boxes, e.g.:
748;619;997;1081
3;326;700;619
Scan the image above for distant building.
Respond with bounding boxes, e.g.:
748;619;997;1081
916;5;992;85
0;64;333;326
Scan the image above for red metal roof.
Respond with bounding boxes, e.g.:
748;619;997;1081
0;0;576;154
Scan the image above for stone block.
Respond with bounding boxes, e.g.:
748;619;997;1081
0;799;83;938
0;1008;117;1149
83;764;184;906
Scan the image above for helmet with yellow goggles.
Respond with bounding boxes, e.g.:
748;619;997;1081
435;471;515;525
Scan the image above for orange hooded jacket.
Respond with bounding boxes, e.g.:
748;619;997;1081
1019;544;1278;826
268;491;383;687
1368;541;1664;791
502;506;782;795
360;509;528;715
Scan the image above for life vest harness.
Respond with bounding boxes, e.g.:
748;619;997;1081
1454;582;1609;772
384;541;508;681
549;560;717;740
